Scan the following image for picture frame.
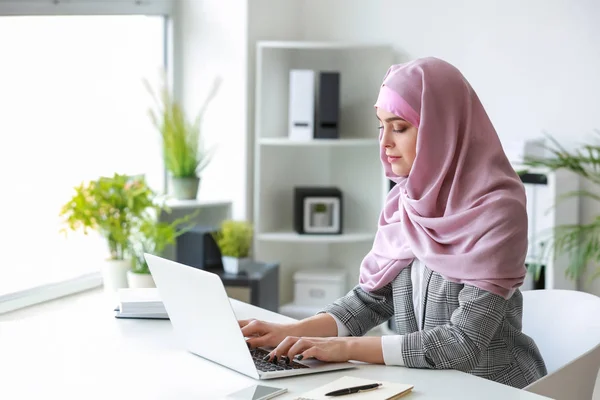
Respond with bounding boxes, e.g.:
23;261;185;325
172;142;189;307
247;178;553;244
294;186;343;235
293;186;344;235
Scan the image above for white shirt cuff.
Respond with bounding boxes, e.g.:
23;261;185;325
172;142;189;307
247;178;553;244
381;335;405;366
327;313;351;337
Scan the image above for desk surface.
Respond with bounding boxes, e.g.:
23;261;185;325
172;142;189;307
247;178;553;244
0;290;549;400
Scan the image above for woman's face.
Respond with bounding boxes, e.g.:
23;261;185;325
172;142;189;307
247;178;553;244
376;108;418;177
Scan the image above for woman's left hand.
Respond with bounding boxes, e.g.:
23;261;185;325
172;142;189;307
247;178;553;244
265;336;351;363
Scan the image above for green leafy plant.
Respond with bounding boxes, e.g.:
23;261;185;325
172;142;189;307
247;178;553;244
313;203;328;213
144;74;220;178
130;210;199;274
59;173;157;260
213;220;253;258
523;131;600;282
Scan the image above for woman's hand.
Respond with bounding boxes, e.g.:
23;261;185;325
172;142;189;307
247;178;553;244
265;336;352;363
239;313;340;349
239;318;299;349
240;316;385;365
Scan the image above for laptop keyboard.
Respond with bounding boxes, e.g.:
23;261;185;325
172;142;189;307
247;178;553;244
249;347;309;372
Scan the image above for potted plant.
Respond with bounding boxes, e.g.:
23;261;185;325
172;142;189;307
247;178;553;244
311;202;330;228
522;132;600;283
145;75;220;200
59;173;157;293
128;210;198;288
213;219;253;274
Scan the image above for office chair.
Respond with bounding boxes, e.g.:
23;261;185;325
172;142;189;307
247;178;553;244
521;289;600;400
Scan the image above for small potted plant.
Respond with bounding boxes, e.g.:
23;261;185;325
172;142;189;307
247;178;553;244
145;75;220;200
214;219;253;274
311;202;330;228
128;210;198;288
59;173;156;292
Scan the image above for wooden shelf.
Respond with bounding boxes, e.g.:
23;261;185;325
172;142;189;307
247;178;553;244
259;138;378;147
257;231;375;243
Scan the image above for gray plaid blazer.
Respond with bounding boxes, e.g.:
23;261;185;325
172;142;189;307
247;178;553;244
321;263;548;389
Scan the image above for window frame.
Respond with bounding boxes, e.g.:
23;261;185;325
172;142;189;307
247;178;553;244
0;0;174;17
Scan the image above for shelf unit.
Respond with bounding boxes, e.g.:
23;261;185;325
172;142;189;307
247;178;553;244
253;41;394;307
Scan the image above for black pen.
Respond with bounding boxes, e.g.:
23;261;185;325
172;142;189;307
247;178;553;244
325;383;382;397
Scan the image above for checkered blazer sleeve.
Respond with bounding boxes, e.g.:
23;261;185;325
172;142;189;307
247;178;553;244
319;284;394;337
401;284;508;372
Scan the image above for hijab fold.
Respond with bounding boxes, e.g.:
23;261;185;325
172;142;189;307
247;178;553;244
359;57;527;299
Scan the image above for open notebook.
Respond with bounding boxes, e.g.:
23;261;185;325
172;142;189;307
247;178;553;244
294;376;413;400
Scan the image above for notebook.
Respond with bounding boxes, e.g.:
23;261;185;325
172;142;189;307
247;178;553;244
293;376;413;400
114;288;169;319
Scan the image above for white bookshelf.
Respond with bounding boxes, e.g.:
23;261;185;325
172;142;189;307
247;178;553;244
253;41;394;307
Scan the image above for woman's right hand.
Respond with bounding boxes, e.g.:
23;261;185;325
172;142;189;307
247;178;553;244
239;318;298;349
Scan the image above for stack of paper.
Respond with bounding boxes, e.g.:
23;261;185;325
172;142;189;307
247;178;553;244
114;288;169;319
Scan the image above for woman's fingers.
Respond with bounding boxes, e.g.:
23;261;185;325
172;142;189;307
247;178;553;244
286;337;313;360
298;345;322;361
268;336;313;364
245;334;275;349
267;336;299;362
239;319;296;351
240;319;266;338
238;318;255;328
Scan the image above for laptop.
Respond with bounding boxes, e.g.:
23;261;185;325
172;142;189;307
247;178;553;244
144;253;356;380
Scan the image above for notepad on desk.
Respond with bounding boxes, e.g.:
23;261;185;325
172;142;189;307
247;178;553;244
294;376;413;400
114;288;169;319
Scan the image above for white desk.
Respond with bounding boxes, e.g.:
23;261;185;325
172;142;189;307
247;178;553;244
0;290;550;400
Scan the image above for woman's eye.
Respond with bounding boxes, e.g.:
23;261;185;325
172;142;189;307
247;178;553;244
377;126;383;131
392;127;407;133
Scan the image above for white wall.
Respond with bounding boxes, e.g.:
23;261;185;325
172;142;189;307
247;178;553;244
295;0;600;294
246;0;303;221
173;0;249;219
297;0;600;147
174;0;301;221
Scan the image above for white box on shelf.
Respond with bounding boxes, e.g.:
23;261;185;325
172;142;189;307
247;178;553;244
293;269;347;307
288;69;315;141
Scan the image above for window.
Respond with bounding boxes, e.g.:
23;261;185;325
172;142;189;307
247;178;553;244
0;15;167;296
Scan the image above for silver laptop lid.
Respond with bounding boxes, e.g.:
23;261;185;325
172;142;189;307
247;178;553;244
144;253;259;379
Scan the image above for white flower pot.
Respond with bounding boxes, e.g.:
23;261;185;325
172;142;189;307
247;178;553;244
127;270;156;288
312;212;330;228
222;256;251;275
171;177;200;200
101;259;131;293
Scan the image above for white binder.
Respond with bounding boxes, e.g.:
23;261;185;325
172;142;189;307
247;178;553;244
288;69;315;140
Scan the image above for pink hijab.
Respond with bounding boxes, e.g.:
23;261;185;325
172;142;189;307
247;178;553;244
359;57;527;299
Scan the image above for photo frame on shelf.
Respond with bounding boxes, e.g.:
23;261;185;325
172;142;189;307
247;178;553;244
294;187;343;234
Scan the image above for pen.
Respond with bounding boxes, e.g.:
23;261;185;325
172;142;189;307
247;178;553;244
325;383;382;397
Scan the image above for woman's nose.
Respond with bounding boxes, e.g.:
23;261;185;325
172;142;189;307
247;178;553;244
381;130;394;148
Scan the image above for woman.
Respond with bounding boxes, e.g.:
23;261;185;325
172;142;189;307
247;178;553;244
240;57;547;388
